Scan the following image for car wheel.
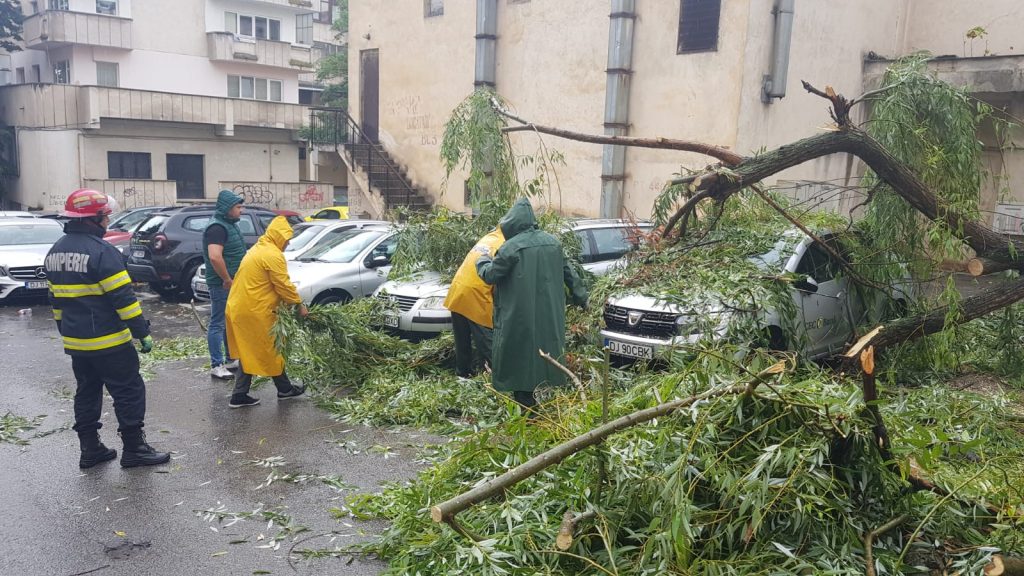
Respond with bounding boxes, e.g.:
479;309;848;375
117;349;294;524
312;290;352;306
759;326;787;352
178;261;202;300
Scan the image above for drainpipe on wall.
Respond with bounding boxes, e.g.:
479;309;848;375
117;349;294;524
762;0;795;103
475;0;497;88
600;0;636;219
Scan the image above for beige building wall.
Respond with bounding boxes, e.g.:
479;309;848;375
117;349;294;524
348;0;474;207
9;129;82;209
902;1;1023;57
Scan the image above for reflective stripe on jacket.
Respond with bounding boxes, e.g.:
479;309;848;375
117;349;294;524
45;221;150;356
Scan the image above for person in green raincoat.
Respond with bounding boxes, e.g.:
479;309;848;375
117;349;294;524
476;198;589;408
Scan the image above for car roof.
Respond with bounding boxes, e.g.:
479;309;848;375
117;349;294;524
153;204;276;215
569;218;652;230
0;211;37;218
0;217;61;226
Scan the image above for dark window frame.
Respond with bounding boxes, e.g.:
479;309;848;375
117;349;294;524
424;0;443;18
107;151;152;179
677;0;721;54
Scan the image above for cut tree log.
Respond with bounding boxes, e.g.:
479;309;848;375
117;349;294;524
968;257;1015;277
429;361;786;527
985;555;1024;576
555;509;598;550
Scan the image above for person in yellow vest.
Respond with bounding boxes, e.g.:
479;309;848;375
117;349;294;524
225;216;308;408
443;227;505;378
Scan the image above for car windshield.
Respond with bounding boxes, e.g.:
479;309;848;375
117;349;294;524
108;209;152;232
135;214;170;236
0;223;64;246
298;229;385;263
748;237;800;271
286;224;326;253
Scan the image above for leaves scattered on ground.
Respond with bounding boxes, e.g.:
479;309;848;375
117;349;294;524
0;412;44;445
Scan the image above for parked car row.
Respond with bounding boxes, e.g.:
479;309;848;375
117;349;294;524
0;218;66;302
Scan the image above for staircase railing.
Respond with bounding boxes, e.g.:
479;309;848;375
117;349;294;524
307;107;416;209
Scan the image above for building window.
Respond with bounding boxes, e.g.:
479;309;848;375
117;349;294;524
232;14;281;40
96;62;118;87
296;13;313;45
228;76;283;102
48;0;68;10
108;152;152;179
54;60;70;84
677;0;721;54
29;1;38;14
15;68;24;84
424;0;443;18
314;0;333;22
96;0;117;15
31;65;40;82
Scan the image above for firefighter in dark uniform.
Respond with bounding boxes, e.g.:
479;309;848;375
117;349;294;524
46;189;171;469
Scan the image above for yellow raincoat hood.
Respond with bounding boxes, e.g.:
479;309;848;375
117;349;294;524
225;216;302;376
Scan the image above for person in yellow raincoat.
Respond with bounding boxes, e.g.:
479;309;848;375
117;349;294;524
226;216;308;408
443;227;504;377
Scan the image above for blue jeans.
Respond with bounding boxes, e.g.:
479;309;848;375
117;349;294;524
207;285;232;367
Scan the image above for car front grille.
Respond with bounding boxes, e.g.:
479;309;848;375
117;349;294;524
8;266;46;281
603;304;679;338
377;293;419;312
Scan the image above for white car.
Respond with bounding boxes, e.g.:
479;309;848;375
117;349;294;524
0;210;38;219
600;230;909;362
285;219;391;261
287;225;398;305
190;219;393;301
374;219;653;336
0;219;65;301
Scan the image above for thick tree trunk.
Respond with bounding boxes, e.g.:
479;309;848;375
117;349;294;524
671;128;1023;265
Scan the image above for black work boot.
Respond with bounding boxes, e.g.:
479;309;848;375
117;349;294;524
78;431;117;469
119;428;171;468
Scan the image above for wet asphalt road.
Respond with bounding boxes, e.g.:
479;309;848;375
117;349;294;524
0;290;431;576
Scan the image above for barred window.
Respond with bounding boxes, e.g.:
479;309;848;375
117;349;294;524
424;0;443;18
677;0;721;54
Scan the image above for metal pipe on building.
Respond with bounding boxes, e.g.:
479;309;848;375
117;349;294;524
762;0;795;102
475;0;497;87
600;0;636;218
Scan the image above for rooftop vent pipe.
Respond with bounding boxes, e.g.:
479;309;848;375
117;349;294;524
762;0;794;103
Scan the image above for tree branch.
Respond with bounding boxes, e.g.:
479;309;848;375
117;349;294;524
864;514;909;576
430;362;786;528
539;349;586;402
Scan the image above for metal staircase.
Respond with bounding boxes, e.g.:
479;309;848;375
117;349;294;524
307;107;431;212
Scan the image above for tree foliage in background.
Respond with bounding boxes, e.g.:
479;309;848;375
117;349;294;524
0;0;22;53
315;0;348;108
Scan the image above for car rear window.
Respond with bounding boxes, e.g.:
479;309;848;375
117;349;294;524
135;214;170;236
183;215;257;235
0;223;64;245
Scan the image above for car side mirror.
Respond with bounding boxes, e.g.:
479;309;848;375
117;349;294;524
366;254;389;268
794;276;819;294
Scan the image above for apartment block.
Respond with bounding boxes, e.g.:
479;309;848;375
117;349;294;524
0;0;348;213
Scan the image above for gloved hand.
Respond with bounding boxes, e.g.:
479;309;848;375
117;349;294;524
472;245;490;257
139;335;154;354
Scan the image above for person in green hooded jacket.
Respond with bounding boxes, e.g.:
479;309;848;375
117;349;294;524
476;198;589;408
202;189;247;380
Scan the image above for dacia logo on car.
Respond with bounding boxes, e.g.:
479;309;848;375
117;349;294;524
627;311;644;327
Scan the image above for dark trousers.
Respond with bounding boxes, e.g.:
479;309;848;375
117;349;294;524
451;312;493;377
71;346;146;434
513;391;536;408
232;368;294;397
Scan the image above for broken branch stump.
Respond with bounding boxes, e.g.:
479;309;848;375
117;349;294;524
986;555;1024;576
968;257;1016;277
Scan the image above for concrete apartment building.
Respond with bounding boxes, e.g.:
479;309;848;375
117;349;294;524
345;0;1023;228
0;0;348;213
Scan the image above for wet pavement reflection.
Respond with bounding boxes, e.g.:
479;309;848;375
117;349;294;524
0;289;431;575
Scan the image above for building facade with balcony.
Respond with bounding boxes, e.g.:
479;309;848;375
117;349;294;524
0;0;347;213
346;0;1022;223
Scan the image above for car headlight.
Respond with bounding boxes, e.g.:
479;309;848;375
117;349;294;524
420;296;447;310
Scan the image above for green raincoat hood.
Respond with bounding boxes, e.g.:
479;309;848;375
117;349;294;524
498;198;537;240
215;189;244;222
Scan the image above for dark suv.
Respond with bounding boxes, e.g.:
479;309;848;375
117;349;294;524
127;204;281;298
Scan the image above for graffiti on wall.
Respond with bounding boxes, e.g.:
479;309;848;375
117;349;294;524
233;183;275;205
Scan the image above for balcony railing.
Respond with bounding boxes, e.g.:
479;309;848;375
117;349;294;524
207;32;314;71
0;84;310;133
246;0;315;9
22;10;132;50
218;181;332;212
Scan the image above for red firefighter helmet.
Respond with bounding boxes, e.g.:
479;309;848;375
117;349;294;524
62;189;117;218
